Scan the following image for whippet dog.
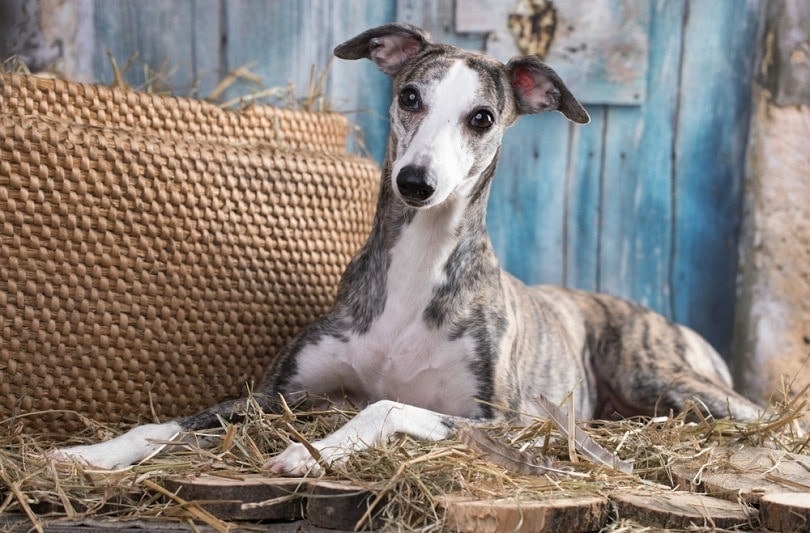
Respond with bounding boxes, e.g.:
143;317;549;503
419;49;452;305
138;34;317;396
52;23;761;475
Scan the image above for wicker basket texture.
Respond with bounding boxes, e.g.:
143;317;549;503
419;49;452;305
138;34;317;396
0;74;380;433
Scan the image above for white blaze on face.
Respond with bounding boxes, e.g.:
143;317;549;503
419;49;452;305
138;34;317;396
392;61;487;207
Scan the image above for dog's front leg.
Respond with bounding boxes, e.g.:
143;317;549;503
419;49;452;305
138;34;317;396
266;400;457;476
47;421;185;470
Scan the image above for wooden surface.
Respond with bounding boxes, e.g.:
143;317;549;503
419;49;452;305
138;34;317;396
438;494;609;532
760;492;810;532
456;0;650;105
164;474;309;521
611;489;754;530
87;0;762;358
671;446;810;504
166;475;377;530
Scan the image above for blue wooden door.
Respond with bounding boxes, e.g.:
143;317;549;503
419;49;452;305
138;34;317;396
92;0;762;358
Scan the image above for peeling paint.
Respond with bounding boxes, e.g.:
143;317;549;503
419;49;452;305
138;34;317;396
508;0;558;58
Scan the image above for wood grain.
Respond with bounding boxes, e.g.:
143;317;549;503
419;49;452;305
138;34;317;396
438;494;609;533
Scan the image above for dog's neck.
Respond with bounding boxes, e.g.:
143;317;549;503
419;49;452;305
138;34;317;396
334;154;501;333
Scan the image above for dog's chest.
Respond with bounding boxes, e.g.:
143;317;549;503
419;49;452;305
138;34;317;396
343;211;483;417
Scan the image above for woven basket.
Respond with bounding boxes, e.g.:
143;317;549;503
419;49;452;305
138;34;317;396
0;74;380;434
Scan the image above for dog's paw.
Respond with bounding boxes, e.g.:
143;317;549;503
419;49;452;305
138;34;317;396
46;443;122;470
265;442;325;477
265;440;352;477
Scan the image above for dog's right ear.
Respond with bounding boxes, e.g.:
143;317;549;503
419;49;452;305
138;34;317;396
334;23;432;76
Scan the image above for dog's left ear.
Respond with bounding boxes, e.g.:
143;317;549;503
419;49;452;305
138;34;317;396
506;56;590;124
334;23;432;76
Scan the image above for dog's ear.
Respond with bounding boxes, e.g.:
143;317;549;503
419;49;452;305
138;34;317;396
506;56;590;124
334;23;432;76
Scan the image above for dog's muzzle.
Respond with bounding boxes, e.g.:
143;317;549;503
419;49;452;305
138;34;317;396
395;165;435;206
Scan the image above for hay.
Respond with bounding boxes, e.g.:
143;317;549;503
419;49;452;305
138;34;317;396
0;386;806;531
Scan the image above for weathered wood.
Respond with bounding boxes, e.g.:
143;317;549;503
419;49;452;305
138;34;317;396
226;0;396;162
305;479;378;531
564;106;604;292
93;0;201;94
759;0;810;106
671;0;763;355
164;474;307;521
760;492;810;532
488;115;572;285
438;494;609;533
671;446;810;504
611;489;755;530
597;0;684;315
456;0;650;105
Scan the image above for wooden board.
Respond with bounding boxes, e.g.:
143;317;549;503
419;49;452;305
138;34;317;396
305;480;378;531
671;446;810;504
611;489;754;530
456;0;650;105
164;474;307;521
760;492;810;532
438;494;609;533
670;0;762;355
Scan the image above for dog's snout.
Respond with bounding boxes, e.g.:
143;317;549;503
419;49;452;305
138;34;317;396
396;165;435;204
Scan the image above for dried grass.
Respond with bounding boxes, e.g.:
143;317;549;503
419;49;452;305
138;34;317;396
0;384;806;531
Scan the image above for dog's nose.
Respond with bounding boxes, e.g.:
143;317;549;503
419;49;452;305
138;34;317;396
395;165;435;204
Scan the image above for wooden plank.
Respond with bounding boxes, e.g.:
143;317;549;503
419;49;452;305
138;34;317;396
305;479;379;531
225;0;396;163
397;0;486;51
598;105;642;300
190;0;223;98
564;106;604;292
671;0;763;355
487;115;572;285
92;0;198;93
455;0;650;105
671;446;810;504
611;489;755;530
760;492;810;532
164;474;307;521
438;494;609;533
597;0;684;315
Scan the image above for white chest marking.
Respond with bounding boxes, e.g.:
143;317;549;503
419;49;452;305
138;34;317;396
293;207;483;417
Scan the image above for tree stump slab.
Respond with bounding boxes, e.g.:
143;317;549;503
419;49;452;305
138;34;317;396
611;489;755;529
305;480;379;531
164;474;308;521
671;446;810;504
437;494;609;532
760;492;810;532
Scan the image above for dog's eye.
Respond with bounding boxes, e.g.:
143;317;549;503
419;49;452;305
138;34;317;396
469;109;494;130
398;88;421;111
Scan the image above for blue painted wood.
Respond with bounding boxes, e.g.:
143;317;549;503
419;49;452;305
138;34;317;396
456;0;650;105
487;115;572;285
226;0;396;162
564;106;605;292
598;0;684;318
599;105;641;302
190;0;223;98
93;0;200;92
672;0;763;356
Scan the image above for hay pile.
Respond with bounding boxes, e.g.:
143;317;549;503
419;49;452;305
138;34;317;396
0;386;806;531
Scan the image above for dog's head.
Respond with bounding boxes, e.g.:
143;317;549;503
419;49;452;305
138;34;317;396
335;23;589;209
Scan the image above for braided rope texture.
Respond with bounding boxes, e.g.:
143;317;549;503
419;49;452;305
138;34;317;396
0;74;380;433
